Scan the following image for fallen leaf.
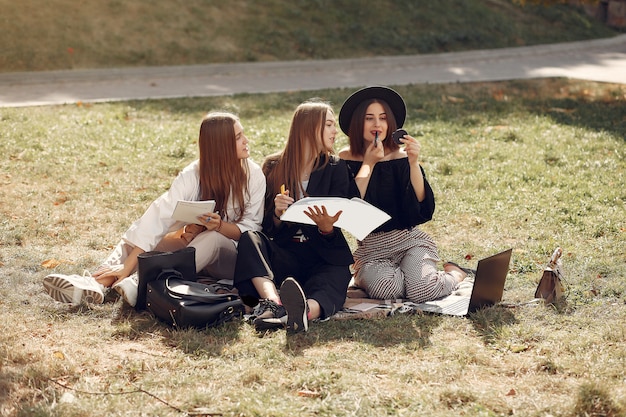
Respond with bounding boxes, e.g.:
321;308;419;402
53;351;65;360
549;107;575;114
54;192;69;205
506;388;516;396
492;90;507;101
510;345;529;353
443;95;465;103
298;389;321;398
10;151;26;160
484;125;509;132
41;259;61;269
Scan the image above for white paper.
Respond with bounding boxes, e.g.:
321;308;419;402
279;197;390;240
347;302;381;312
172;200;216;225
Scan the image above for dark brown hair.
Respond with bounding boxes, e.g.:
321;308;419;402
347;99;399;157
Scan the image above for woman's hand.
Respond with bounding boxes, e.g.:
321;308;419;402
304;205;341;234
274;189;294;218
93;266;131;287
182;223;206;243
363;139;385;166
198;212;223;232
93;246;143;287
355;140;385;198
399;134;421;167
399;135;426;201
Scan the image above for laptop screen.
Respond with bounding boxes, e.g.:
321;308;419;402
468;249;512;313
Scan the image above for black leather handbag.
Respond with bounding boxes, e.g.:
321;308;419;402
146;277;245;329
136;247;197;311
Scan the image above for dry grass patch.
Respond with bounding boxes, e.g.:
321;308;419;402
1;79;625;416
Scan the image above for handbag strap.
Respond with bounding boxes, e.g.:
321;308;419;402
165;278;237;304
156;268;184;281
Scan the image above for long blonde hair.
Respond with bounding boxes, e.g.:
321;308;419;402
198;112;249;222
264;100;333;205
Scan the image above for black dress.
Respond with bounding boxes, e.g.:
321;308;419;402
344;157;435;232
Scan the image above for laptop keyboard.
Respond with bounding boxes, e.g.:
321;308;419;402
444;298;470;315
414;295;470;316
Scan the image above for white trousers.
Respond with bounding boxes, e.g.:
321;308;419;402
97;229;237;280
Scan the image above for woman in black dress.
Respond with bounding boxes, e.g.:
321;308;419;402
338;86;468;303
233;100;353;333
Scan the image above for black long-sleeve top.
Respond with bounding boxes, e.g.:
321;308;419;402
345;158;436;233
263;155;354;266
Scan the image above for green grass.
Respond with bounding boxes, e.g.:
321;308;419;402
0;0;618;72
1;79;625;416
1;1;625;415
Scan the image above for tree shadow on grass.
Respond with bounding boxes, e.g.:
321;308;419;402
399;79;626;141
541;98;626;142
128;79;626;151
108;308;443;357
283;312;443;354
468;306;518;345
0;369;16;411
108;300;245;357
101;295;517;358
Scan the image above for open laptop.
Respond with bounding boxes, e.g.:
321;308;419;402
413;248;513;317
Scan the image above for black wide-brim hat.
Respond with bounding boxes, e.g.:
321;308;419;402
338;86;406;134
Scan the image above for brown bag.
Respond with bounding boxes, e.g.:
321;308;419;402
534;247;565;304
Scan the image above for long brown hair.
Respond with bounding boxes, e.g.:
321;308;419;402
347;98;400;157
198;112;249;222
264;100;333;207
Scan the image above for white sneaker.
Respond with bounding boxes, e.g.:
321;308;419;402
112;274;138;307
43;272;105;305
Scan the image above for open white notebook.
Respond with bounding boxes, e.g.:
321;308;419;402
172;200;216;225
280;197;390;240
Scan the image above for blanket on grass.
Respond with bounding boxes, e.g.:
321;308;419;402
196;275;476;321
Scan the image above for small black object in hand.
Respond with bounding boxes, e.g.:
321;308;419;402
392;129;408;145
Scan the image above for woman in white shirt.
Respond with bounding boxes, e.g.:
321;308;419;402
43;112;265;306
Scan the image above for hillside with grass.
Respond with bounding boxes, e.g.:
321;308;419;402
2;77;625;417
0;0;619;73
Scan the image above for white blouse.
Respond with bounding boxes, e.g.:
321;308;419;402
122;159;265;252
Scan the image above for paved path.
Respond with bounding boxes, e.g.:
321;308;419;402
1;35;625;108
